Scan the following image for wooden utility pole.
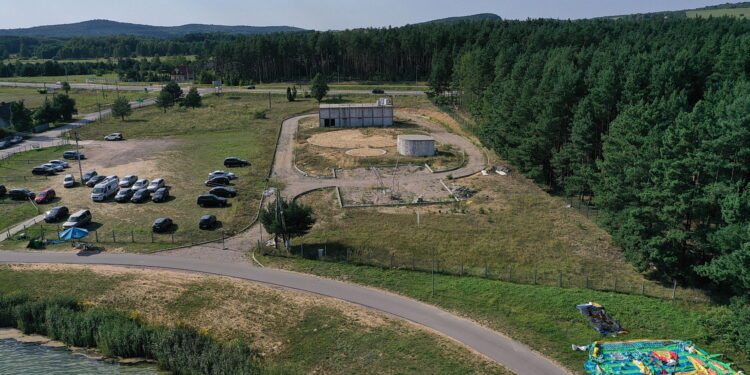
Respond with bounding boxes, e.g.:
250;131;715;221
73;130;83;181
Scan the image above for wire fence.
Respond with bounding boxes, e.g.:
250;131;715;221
262;243;707;303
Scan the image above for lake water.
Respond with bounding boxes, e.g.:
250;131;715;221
0;339;163;374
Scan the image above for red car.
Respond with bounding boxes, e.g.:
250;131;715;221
35;189;56;204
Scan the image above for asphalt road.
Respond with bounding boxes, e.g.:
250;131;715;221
0;251;570;375
0;81;426;96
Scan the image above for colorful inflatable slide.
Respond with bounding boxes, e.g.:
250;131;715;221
582;339;740;375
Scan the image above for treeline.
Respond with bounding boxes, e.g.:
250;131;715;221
0;56;190;81
0;293;262;374
0;34;228;60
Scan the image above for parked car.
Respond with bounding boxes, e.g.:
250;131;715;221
131;188;151;203
63;174;75;188
62;150;85;160
104;133;124;141
86;175;106;187
103;175;119;186
0;140;9;149
43;163;65;172
44;206;69;223
246;85;256;90
82;170;97;183
32;165;56;176
372;88;385;94
119;175;137;188
114;188;135;203
34;188;56;204
152;218;173;233
208;170;236;180
0;184;6;197
205;176;230;187
209;186;237;198
91;179;119;202
48;160;69;168
152;187;170;203
199;215;217;230
224;157;250;167
8;189;35;200
147;178;165;192
10;136;23;144
131;178;149;191
63;209;92;229
197;194;228;207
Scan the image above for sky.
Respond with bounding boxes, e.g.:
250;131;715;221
0;0;735;30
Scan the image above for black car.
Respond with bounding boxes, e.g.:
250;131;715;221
32;166;56;176
205;176;230;187
0;184;6;197
131;188;151;203
152;218;173;233
372;88;385;94
223;157;250;168
114;188;135;203
209;186;237;198
44;206;69;223
82;170;97;183
86;175;106;187
8;189;35;200
246;85;256;90
199;214;217;230
62;151;85;160
152;187;170;203
197;194;228;207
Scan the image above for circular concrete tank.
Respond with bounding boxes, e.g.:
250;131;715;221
397;134;435;157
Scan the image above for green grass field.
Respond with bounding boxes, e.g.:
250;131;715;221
0;86;154;114
687;8;750;18
0;264;510;375
259;255;748;374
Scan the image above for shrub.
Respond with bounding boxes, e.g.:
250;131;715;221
0;293;29;327
253;110;268;119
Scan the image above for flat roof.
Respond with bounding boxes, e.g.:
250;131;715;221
398;134;434;141
320;103;392;108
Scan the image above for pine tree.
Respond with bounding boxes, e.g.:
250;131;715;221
181;87;202;109
111;96;132;120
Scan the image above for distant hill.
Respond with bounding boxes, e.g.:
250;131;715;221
418;13;501;25
605;2;750;20
0;19;306;38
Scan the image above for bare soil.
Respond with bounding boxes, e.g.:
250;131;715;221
307;129;396;149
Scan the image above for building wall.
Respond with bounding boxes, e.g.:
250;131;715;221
320;106;394;127
398;138;435;157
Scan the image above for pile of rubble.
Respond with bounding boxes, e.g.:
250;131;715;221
451;185;477;198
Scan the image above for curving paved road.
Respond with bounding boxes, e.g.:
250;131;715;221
0;251;569;375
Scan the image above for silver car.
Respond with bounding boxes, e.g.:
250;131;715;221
43;163;65;172
49;160;70;168
63;174;75;188
131;178;149;191
119;175;137;188
147;178;165;192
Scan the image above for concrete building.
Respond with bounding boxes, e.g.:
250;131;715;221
319;98;393;128
397;134;435;157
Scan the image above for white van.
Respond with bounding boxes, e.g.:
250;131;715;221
91;179;119;202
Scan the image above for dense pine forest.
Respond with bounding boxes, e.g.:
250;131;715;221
4;17;750;340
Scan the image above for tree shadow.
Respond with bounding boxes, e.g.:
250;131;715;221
124;119;147;123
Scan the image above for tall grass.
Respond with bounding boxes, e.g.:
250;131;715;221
0;293;262;375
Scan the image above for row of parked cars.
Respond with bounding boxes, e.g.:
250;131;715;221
0;184;57;204
79;171;170;204
0;135;25;149
195;158;248;208
43;206;92;230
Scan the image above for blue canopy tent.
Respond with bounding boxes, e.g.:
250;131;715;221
58;227;89;240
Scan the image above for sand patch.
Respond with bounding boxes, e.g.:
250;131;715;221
345;148;387;157
308;129;395;149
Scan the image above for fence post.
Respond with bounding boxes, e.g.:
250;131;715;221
585;273;590;289
507;267;512;283
390;253;394;268
484;264;488;278
171;233;174;244
672;280;677;299
346;248;351;262
460;262;464;276
641;281;645;295
533;270;537;285
151;231;154;243
112;230;116;243
40;225;44;241
559;271;563;287
613;278;618;292
131;230;134;243
412;257;415;270
95;230;99;242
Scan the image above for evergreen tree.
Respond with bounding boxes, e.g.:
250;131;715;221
155;90;175;112
259;197;315;248
9;101;33;132
181;87;202;108
286;87;294;102
309;73;329;103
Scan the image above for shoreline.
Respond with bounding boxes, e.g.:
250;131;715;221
0;327;157;366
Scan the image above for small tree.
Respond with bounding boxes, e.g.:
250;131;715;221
52;94;77;121
286;87;294;102
162;81;183;102
111;96;132;120
309;73;329;103
60;82;71;93
259;197;315;248
181;87;202;108
9;100;33;132
33;101;60;125
292;86;298;100
155;90;175;112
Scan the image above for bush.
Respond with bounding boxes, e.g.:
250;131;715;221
0;293;29;327
253;110;267;119
14;295;78;334
95;315;155;358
